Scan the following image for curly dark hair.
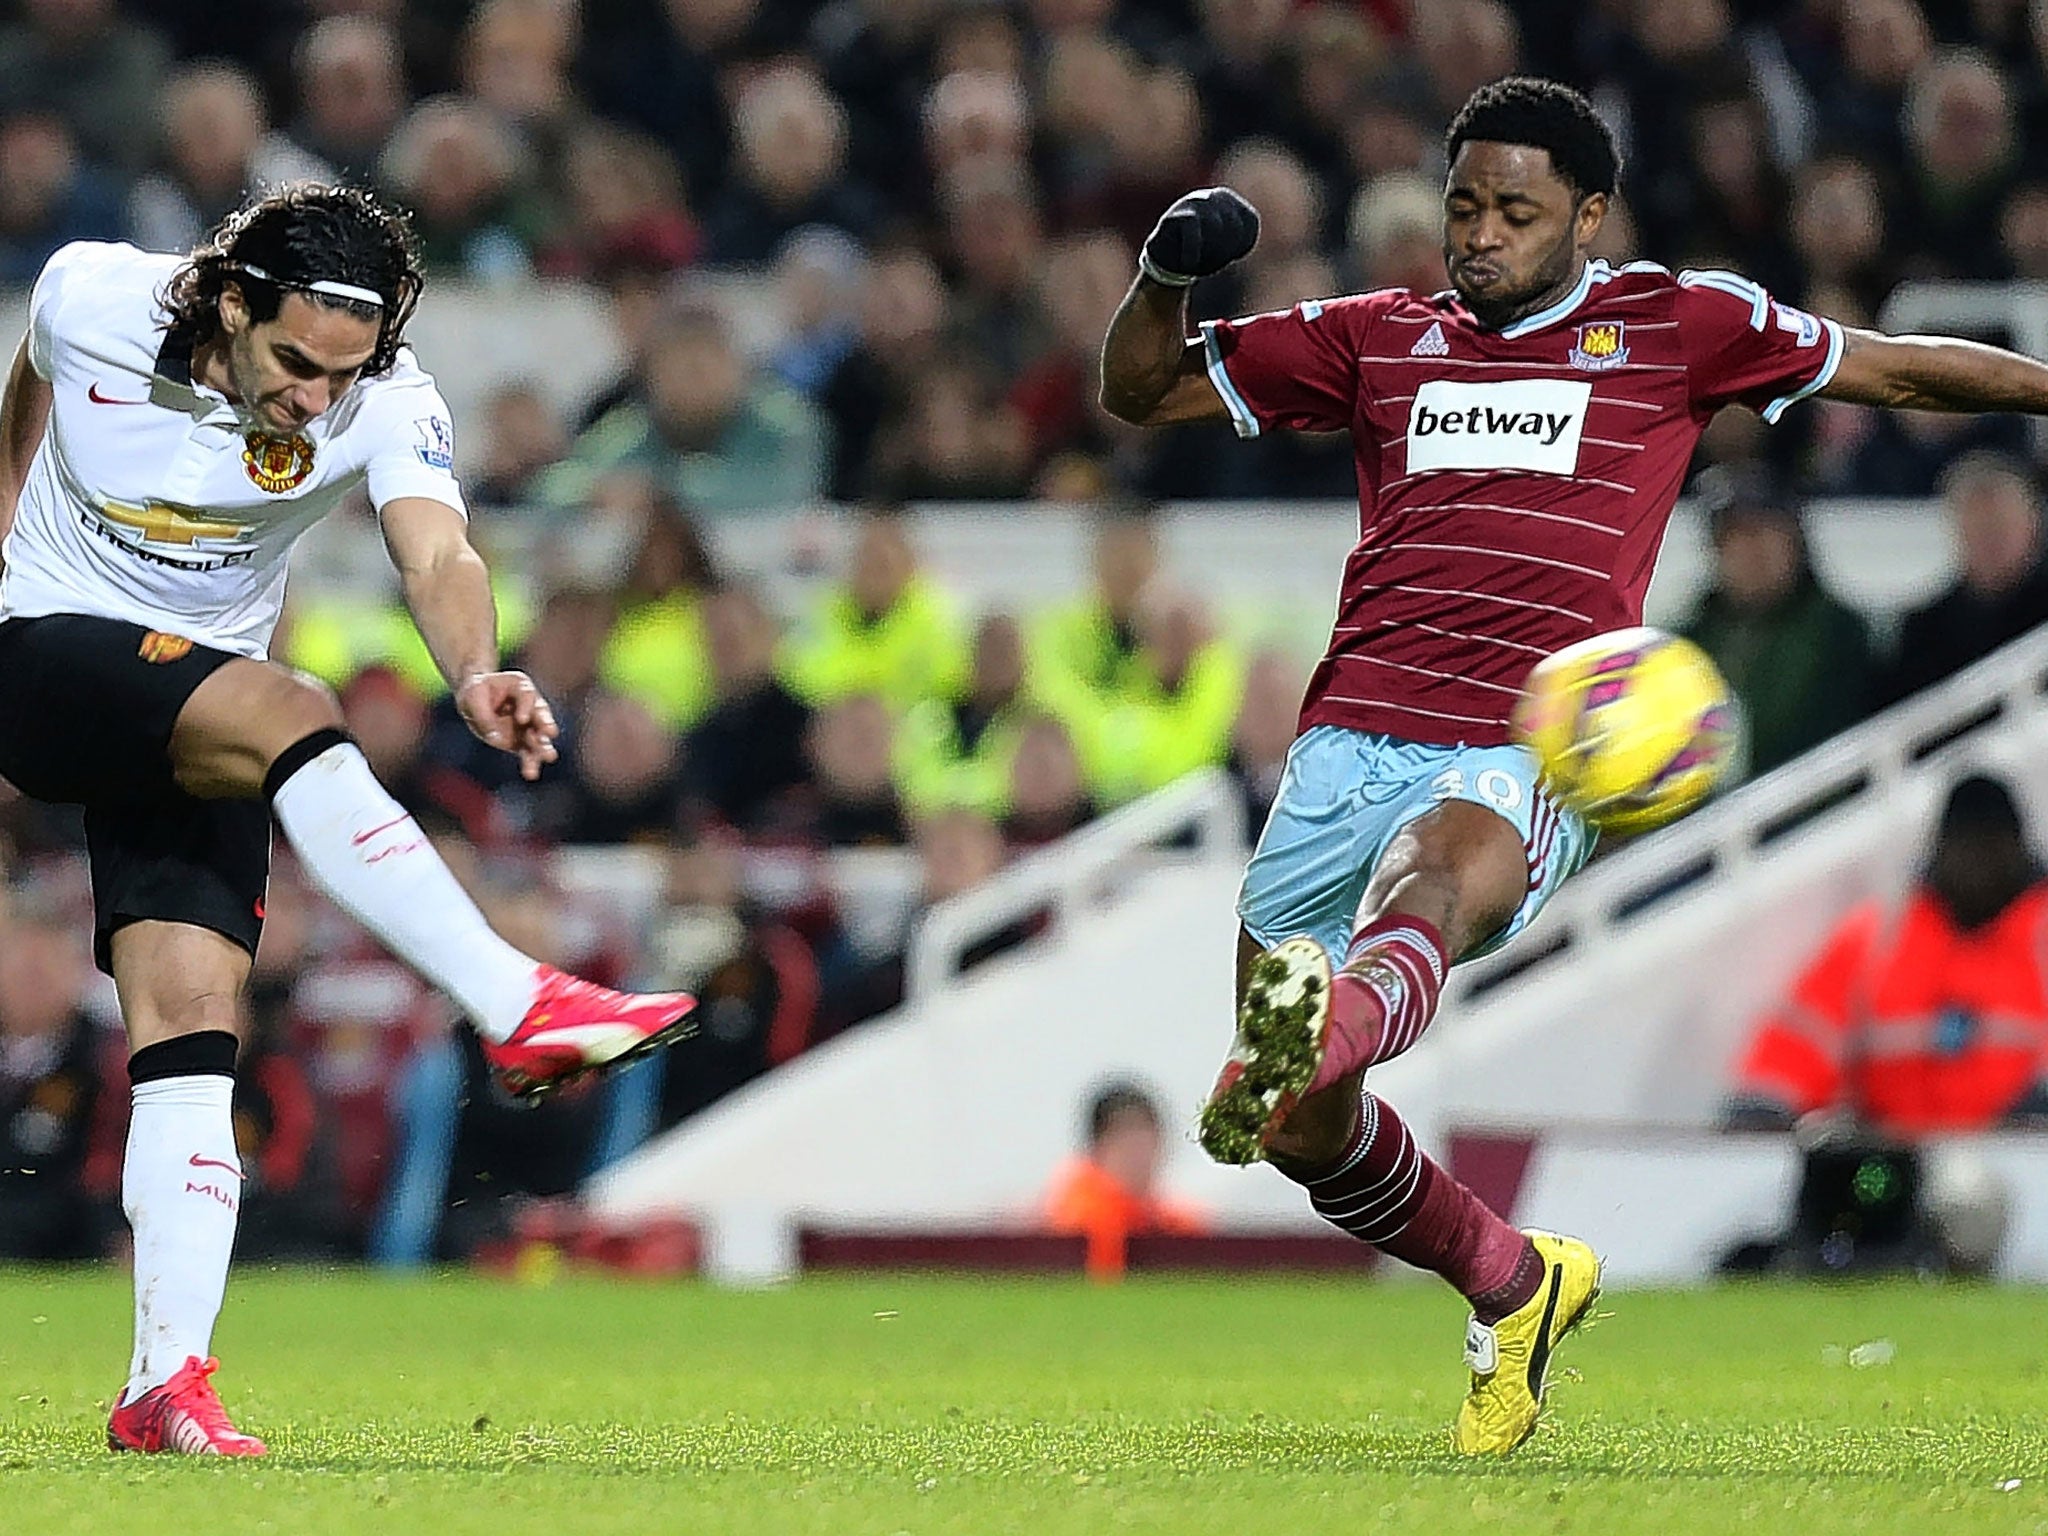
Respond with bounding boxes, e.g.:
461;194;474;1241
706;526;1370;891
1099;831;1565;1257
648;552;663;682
159;183;425;375
1445;77;1621;200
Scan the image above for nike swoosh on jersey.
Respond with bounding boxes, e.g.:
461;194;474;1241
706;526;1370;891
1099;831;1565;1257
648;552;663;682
87;382;148;405
187;1153;240;1174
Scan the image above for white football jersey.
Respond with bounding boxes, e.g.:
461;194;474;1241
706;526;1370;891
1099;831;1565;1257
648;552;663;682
0;241;466;658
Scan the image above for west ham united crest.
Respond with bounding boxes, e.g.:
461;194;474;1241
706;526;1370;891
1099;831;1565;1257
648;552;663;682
1568;321;1629;371
242;431;316;493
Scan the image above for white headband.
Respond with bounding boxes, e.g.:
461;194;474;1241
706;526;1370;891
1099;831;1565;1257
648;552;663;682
239;262;385;308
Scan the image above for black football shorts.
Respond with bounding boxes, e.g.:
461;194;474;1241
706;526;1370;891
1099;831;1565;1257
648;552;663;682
0;613;271;972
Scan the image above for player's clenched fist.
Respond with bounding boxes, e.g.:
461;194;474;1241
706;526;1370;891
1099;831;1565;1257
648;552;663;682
1139;187;1260;287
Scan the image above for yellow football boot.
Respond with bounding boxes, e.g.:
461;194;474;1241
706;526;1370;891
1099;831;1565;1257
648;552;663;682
1451;1229;1603;1456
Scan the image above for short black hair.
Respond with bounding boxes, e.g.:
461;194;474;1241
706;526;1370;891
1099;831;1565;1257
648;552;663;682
1445;77;1620;200
1087;1081;1163;1144
161;183;424;376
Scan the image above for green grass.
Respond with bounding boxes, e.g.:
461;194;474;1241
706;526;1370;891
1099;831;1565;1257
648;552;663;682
2;1269;2046;1533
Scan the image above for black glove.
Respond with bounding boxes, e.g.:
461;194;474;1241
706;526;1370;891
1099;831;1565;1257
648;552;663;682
1139;187;1260;287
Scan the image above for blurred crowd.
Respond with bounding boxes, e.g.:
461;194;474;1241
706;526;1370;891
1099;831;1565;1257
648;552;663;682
5;0;2048;503
11;0;2048;1261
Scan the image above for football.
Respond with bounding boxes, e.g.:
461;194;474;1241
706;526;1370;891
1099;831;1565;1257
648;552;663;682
1511;626;1741;836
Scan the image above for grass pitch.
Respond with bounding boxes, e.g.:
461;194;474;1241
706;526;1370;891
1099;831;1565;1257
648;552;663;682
1;1269;2045;1534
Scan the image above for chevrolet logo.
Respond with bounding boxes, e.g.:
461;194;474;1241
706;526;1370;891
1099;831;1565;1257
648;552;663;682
96;499;255;547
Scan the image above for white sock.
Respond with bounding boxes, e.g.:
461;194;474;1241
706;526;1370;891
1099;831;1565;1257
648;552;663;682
124;1075;240;1399
270;742;537;1041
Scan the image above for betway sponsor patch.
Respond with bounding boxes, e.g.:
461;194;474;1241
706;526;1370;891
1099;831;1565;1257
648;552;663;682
1404;378;1593;476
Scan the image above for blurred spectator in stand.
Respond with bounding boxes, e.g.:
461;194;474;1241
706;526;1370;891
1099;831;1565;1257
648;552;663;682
1347;172;1448;296
703;62;878;263
457;0;588;184
1678;467;1877;781
1608;0;1748;260
1032;508;1160;704
0;114;125;283
799;693;910;847
1088;584;1247;806
543;692;686;846
2000;182;2048;279
599;838;821;1154
1898;48;2021;278
0;903;108;1261
1227;648;1304;834
1886;452;2048;703
682;584;815;835
1796;0;1927;170
817;245;950;500
868;354;1033;500
287;15;409;182
468;382;568;508
814;0;942;201
781;510;969;710
540;122;700;288
942;160;1049;379
537;291;829;517
1188;0;1293;157
815;805;1015;1032
1043;1081;1208;1278
1678;90;1795;292
1808;400;2031;498
1724;772;2048;1137
1001;715;1097;847
898;612;1034;816
578;0;751;207
379;95;543;281
1787;155;1890;318
769;226;867;399
1411;0;1520;127
1282;6;1388;196
597;484;721;732
1041;38;1205;249
1009;230;1136;474
127;61;334;256
0;0;169;175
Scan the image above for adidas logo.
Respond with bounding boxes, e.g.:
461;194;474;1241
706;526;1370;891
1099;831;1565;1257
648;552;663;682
1410;321;1450;357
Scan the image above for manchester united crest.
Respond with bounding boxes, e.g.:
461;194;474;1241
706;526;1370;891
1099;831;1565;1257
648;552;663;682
1568;321;1629;372
242;431;315;493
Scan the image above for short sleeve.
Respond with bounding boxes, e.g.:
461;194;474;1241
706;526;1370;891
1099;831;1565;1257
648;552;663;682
361;376;467;518
1198;294;1382;438
1677;269;1844;423
27;241;98;379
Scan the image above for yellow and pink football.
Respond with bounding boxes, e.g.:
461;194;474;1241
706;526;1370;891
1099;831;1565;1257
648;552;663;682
1511;626;1740;836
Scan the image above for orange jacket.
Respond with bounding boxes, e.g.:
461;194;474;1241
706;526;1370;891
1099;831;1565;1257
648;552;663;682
1737;885;2048;1137
1041;1157;1209;1277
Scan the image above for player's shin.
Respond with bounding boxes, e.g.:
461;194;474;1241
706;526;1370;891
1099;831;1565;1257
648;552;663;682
122;1031;241;1398
264;728;537;1042
1279;1086;1540;1321
1309;914;1449;1092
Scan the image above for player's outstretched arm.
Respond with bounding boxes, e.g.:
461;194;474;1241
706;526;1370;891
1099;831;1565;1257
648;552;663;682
1821;326;2048;415
0;334;52;549
381;495;559;781
1099;188;1260;428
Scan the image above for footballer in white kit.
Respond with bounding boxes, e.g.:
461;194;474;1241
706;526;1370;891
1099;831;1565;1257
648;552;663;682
0;186;699;1457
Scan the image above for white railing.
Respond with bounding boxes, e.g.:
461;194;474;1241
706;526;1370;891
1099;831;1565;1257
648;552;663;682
1448;625;2048;1003
904;767;1245;1000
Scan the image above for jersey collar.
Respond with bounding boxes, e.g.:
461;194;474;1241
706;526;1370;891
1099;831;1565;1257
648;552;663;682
152;331;248;427
1494;259;1612;340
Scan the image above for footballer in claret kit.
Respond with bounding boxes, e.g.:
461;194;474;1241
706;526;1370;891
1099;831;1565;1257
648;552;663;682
1101;75;2048;1454
0;186;702;1456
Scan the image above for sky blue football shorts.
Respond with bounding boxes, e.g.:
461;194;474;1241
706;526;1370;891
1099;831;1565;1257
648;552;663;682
1237;724;1595;963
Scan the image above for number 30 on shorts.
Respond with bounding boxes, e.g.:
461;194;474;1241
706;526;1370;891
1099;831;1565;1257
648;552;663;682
1429;766;1525;810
